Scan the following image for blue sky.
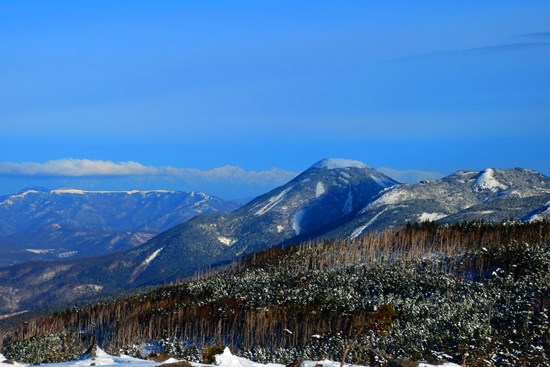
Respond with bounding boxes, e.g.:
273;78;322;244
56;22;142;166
0;1;549;198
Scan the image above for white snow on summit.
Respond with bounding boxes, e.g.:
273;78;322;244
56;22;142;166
474;169;508;192
311;158;368;170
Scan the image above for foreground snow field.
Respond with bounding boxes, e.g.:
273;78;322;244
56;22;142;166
0;347;459;367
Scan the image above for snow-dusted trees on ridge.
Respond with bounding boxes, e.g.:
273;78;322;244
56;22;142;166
2;221;549;366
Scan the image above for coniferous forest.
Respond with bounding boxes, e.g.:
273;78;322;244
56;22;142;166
1;221;549;367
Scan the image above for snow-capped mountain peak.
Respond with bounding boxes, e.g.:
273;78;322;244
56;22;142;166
310;158;369;170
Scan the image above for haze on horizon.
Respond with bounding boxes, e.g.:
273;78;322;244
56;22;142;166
1;1;549;198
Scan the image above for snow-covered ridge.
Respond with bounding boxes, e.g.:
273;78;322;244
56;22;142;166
1;189;178;205
51;189;174;195
311;158;369;170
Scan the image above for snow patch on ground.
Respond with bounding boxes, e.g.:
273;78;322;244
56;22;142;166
315;182;326;197
143;248;163;266
0;355;26;366
471;210;495;215
0;346;461;367
418;212;447;222
218;236;236;246
0;347;177;367
255;187;292;216
311;158;368;170
474;168;508;192
300;361;364;367
343;189;353;214
215;348;284;367
292;210;306;235
129;247;165;282
276;225;284;233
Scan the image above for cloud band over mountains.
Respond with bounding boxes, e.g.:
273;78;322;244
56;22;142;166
0;159;296;180
0;159;300;199
0;159;161;177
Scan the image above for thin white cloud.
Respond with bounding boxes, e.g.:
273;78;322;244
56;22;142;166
0;159;161;176
0;159;300;199
0;159;298;183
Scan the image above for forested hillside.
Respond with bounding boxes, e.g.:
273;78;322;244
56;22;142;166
2;221;549;367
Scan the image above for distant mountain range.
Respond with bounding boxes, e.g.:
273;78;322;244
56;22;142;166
0;189;241;267
377;167;445;183
0;159;299;200
0;159;549;314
